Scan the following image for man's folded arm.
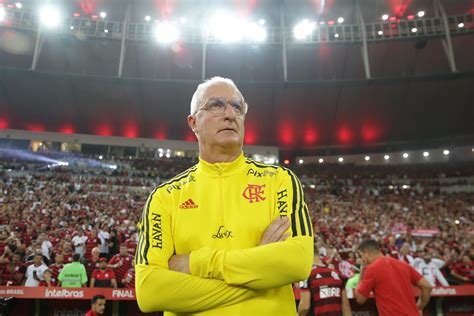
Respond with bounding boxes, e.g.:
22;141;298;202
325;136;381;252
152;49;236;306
189;168;314;290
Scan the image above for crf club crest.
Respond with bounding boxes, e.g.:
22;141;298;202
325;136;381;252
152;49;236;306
242;184;266;203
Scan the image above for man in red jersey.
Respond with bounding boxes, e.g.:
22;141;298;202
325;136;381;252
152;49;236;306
90;258;117;288
85;247;101;279
85;294;106;316
0;251;25;285
355;239;432;316
122;266;135;289
108;244;133;286
299;247;351;316
451;255;473;284
48;253;64;280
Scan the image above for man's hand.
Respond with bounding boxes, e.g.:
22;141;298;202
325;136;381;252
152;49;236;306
168;254;191;274
259;217;290;246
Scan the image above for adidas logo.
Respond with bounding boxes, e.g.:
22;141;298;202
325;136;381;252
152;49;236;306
179;198;198;209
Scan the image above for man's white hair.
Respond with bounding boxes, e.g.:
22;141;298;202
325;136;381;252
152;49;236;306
189;76;245;115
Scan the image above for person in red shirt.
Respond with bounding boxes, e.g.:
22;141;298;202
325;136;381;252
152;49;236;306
90;258;117;288
108;244;133;286
299;248;351;316
355;239;432;316
450;255;473;284
0;251;26;285
48;253;64;280
39;269;57;287
85;229;100;260
122;266;135;289
85;247;101;279
85;294;106;316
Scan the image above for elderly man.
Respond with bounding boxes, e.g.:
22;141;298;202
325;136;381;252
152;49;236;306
135;77;313;315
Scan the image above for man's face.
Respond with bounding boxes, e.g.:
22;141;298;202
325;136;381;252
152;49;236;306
462;256;471;265
33;254;42;265
99;261;107;270
120;246;128;256
55;254;63;264
188;83;245;152
93;299;106;314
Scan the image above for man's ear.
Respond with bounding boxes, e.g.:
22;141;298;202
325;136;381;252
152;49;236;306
187;115;197;134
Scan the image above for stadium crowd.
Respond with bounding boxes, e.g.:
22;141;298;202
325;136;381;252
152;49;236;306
0;154;472;290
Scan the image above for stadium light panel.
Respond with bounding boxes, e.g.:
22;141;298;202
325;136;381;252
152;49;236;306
337;17;344;23
15;3;22;9
39;5;62;28
423;151;429;157
378;30;383;35
403;153;409;158
298;159;304;164
293;19;316;40
411;27;417;33
100;11;107;18
364;156;370;161
381;14;389;20
338;157;343;163
145;15;151;22
417;11;425;17
180;17;187;24
443;149;450;155
334;33;339;38
384;154;390;160
318;158;324;163
258;19;265;25
457;23;464;28
154;21;180;44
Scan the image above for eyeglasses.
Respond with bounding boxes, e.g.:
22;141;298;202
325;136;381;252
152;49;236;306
197;98;247;116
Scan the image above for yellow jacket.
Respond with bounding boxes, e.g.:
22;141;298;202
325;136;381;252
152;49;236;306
135;153;313;315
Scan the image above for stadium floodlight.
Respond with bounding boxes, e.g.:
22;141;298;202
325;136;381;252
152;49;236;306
15;2;22;9
378;30;383;35
258;19;265;25
293;19;316;40
98;155;103;160
318;158;324;163
334;33;339;38
338;157;344;163
154;21;180;44
457;22;464;28
208;13;243;42
417;11;425;18
70;25;74;30
403;153;409;158
165;153;171;158
381;14;389;20
0;7;5;22
423;151;429;157
364;156;370;161
104;29;109;33
179;16;187;24
411;27;417;33
100;11;107;18
443;149;450;155
298;159;304;164
39;5;62;28
145;15;151;22
337;17;344;23
384;154;390;160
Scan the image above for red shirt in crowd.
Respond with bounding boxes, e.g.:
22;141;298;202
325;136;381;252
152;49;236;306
85;237;100;260
123;268;135;289
357;256;423;316
92;269;116;288
39;278;57;287
1;262;26;285
84;310;98;316
301;264;344;316
85;258;100;279
452;262;474;282
108;254;133;283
